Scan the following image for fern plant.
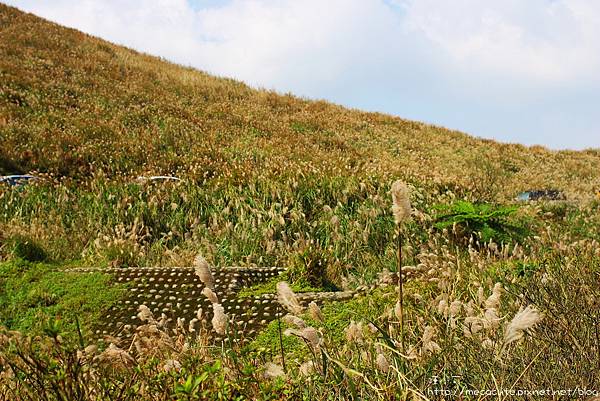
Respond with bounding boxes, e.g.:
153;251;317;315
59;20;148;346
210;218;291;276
433;201;527;244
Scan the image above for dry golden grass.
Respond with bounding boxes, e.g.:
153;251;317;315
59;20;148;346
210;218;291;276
1;4;599;202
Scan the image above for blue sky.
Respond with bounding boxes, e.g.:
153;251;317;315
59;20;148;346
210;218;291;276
5;0;600;150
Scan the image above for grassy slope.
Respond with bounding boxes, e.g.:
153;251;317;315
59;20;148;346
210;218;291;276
1;3;599;334
1;4;598;200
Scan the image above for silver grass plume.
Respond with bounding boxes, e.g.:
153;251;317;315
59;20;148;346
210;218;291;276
299;360;316;376
188;318;198;333
308;301;324;323
162;359;182;373
376;353;390;373
263;362;285;379
211;303;227;335
284;327;321;351
94;344;135;370
421;326;441;355
484;283;503;310
276;281;304;315
202;287;219;304
194;254;214;290
283;314;306;329
390;180;412;353
137;304;154;323
345;321;364;344
390;180;412;226
503;305;543;346
394;300;403;320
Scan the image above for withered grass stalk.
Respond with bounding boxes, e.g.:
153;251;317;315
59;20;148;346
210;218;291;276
390;180;412;351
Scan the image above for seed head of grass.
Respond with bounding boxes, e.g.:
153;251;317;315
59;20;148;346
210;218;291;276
449;300;462;317
390;180;412;226
284;327;321;351
94;343;135;371
483;308;500;329
299;360;316;376
503;305;543;346
188;318;198;333
137;304;154;323
345;321;364;344
276;281;304;315
376;353;390;373
194;254;214;290
421;326;441;355
485;283;503;310
394;300;403;320
308;301;324;323
283;314;306;329
202;287;219;304
211;303;227;335
162;359;182;373
263;362;285;379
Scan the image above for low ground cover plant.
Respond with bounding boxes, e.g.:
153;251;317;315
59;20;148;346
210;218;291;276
433;200;529;245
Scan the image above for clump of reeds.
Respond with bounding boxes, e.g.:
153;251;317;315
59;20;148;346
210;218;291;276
95;343;135;371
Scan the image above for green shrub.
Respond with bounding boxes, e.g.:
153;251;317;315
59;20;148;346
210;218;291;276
434;200;527;244
99;242;141;268
288;244;339;291
3;235;48;262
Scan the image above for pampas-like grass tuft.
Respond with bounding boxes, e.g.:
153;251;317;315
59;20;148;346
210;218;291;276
194;254;214;290
376;353;390;373
503;305;543;346
202;287;219;304
390;180;412;226
211;303;227;335
284;327;321;351
283;314;306;329
94;344;135;371
137;304;154;323
308;301;324;323
276;282;304;315
263;362;285;379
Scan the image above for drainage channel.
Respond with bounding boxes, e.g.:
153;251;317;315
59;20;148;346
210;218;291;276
67;266;356;342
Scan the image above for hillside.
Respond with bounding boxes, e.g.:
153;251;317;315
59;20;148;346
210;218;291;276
1;4;598;199
1;5;600;400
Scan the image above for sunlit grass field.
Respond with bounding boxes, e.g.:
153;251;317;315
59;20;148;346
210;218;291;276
1;4;600;400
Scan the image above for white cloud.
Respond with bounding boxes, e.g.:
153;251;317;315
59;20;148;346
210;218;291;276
3;0;600;149
400;0;600;86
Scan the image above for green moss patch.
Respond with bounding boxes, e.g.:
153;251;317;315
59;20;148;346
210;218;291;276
251;288;392;359
237;273;322;298
0;259;125;339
